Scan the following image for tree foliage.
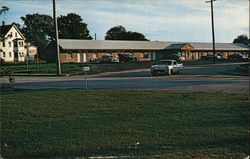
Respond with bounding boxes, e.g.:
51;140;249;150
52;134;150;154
20;13;92;61
105;25;149;41
233;34;250;46
58;13;92;39
0;6;9;15
21;14;54;60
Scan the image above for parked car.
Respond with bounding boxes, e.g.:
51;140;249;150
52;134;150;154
164;54;185;61
99;55;119;63
117;54;139;63
150;59;184;76
201;53;223;60
228;53;246;60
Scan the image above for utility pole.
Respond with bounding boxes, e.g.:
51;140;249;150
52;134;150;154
53;0;62;75
206;0;216;64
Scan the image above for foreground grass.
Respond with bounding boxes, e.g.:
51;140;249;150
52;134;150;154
1;90;249;158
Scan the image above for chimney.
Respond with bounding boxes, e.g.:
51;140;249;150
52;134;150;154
2;21;5;26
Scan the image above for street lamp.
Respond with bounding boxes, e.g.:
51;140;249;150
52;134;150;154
52;0;62;75
206;0;216;64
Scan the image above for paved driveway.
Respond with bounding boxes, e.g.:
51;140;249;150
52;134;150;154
1;63;249;93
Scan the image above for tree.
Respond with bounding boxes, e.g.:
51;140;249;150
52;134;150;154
105;25;148;41
233;34;250;46
21;13;93;61
21;14;54;60
58;13;92;39
125;31;149;41
0;6;9;15
105;25;127;40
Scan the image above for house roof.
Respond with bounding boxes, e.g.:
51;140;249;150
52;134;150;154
0;25;12;37
0;24;26;40
59;39;250;51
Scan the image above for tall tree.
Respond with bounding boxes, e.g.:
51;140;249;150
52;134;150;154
105;26;127;40
21;14;54;60
233;34;250;46
58;13;92;39
125;31;149;41
105;25;148;41
0;6;9;15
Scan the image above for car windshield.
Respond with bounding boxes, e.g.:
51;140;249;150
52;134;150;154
158;61;172;65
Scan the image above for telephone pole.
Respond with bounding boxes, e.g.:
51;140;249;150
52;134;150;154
53;0;62;75
206;0;216;64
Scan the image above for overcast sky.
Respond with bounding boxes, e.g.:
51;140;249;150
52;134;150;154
0;0;249;43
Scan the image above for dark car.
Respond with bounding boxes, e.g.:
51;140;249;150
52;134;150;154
164;54;185;61
228;53;246;60
201;53;223;60
117;54;139;63
99;55;119;63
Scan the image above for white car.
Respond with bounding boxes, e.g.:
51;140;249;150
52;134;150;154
151;60;184;75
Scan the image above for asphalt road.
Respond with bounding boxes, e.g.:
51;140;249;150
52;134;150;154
1;62;249;93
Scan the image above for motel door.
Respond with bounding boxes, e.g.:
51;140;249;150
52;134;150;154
83;53;87;62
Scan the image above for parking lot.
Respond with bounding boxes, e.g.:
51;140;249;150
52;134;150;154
1;62;249;93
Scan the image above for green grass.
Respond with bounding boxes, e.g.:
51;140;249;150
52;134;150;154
1;90;249;158
1;62;153;75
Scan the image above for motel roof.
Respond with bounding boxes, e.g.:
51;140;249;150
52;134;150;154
59;39;250;51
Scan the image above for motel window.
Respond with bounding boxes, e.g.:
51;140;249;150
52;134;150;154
9;52;12;57
143;53;149;58
93;53;98;58
3;52;6;57
67;53;73;59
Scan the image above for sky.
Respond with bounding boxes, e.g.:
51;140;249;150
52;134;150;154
0;0;249;43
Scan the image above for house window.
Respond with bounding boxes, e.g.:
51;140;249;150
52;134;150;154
67;53;73;59
2;41;5;47
3;52;6;57
9;52;12;57
8;41;11;47
14;41;18;47
15;32;18;37
19;42;24;47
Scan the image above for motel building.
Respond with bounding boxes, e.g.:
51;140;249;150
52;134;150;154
58;39;249;63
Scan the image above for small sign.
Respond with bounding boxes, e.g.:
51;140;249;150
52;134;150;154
82;66;90;72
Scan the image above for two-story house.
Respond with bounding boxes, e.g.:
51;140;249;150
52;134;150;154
0;22;27;63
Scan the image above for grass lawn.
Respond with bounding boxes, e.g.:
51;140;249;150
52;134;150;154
1;90;249;158
0;62;153;75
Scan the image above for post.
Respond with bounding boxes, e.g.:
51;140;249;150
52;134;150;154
53;0;62;75
85;71;88;89
206;0;216;64
82;66;90;89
